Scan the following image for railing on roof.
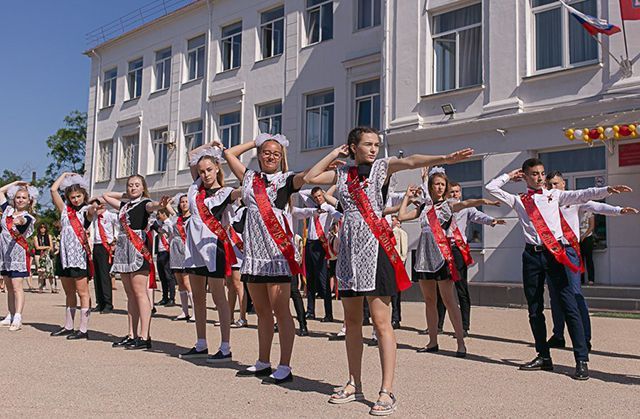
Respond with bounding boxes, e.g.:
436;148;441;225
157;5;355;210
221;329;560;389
85;0;197;48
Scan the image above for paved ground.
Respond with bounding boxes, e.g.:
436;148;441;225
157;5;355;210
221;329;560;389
0;285;639;418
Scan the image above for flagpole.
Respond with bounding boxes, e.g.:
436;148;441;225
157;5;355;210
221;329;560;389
621;18;630;61
590;34;624;67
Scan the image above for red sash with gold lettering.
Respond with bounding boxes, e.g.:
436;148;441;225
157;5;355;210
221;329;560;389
97;214;113;264
228;227;244;253
176;215;187;244
159;233;170;254
559;210;585;273
6;215;31;275
451;223;474;266
195;185;237;277
67;206;95;279
425;205;461;282
119;207;156;288
313;214;333;260
252;173;301;276
346;166;411;291
520;194;581;273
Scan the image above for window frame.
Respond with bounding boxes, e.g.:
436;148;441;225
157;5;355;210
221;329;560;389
126;58;143;100
153;47;172;92
221;21;243;71
304;89;335;150
306;0;334;46
431;3;483;93
257;101;283;135
181;119;204;169
356;0;382;31
219;110;242;149
530;0;600;75
150;127;169;173
96;139;113;182
186;34;206;82
119;134;139;178
354;78;381;130
260;6;285;60
102;68;117;108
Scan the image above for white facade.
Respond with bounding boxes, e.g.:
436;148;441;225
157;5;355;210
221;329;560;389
85;0;640;285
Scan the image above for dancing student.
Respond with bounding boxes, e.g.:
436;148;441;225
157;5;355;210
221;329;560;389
179;143;239;362
35;223;56;293
545;171;638;351
486;159;632;380
434;179;504;334
224;133;309;384
86;198;118;313
103;175;169;350
0;181;38;331
164;193;194;321
49;173;94;340
227;203;248;328
304;126;472;415
151;208;176;306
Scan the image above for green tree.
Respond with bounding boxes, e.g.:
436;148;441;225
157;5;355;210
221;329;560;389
44;110;87;184
0;169;22;186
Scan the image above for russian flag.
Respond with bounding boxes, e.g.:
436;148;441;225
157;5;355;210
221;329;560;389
560;1;621;36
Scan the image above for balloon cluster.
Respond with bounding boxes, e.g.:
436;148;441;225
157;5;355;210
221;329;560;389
564;124;638;145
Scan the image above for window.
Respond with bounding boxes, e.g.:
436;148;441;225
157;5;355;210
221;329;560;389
102;68;117;108
531;0;598;72
151;127;168;173
432;3;482;93
154;48;171;91
219;111;241;148
221;22;242;71
97;140;113;181
119;134;139;177
357;0;381;30
260;7;285;59
183;119;203;168
355;79;381;130
127;58;143;99
305;90;334;149
306;0;333;45
186;34;206;81
442;160;484;245
257;102;282;135
539;146;607;248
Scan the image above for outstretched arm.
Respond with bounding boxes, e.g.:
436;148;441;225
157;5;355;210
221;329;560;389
451;198;500;212
223;140;255;183
387;148;474;175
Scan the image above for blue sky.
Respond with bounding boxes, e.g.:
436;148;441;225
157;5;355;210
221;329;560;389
0;0;157;179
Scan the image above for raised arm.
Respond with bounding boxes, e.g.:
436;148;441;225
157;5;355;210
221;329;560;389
50;172;74;212
223;140;255;183
188;142;216;181
102;191;125;210
303;145;349;185
0;180;26;204
165;198;177;216
485;170;520;208
398;186;421;222
387;148;474;175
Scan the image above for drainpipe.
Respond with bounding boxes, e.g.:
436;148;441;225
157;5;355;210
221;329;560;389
381;0;391;158
205;0;214;144
88;49;102;198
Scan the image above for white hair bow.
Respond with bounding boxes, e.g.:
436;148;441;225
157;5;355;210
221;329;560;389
189;147;223;167
59;174;90;191
7;184;40;201
255;133;289;148
428;166;446;177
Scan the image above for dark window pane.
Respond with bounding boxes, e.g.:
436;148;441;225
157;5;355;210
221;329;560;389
321;3;333;40
356;99;372;127
442;160;482;183
433;3;481;34
535;7;562;70
459;26;482;87
261;7;284;23
539;147;605;173
358;0;372;29
273;19;284;55
222;22;242;37
308;9;320;43
569;0;598;64
434;34;456;92
356;79;380;96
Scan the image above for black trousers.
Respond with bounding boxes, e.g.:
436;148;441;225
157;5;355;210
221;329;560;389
522;246;588;362
437;246;471;331
305;240;332;318
156;251;176;301
92;245;113;310
291;275;306;328
580;236;595;284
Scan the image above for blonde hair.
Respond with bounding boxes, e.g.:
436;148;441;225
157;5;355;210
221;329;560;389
127;174;150;198
257;140;288;174
197;156;225;187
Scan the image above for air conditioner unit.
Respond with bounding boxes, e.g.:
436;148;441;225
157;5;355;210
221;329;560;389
162;130;176;150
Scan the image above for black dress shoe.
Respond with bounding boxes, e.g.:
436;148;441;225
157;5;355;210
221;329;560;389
67;330;89;340
362;318;372;326
391;321;400;330
126;337;152;350
166;299;175;307
519;356;554;371
91;306;103;313
112;336;134;348
305;313;316;320
262;372;293;385
320;317;334;323
587;342;592;352
274;323;279;333
547;335;566;349
417;345;439;353
236;367;273;377
50;327;74;337
151;307;157;315
157;299;169;306
297;326;309;336
574;361;589;380
455;351;467;358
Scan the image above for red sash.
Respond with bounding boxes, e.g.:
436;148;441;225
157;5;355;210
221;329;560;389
6;215;31;275
251;173;301;276
176;215;187;244
67;206;95;279
313;214;333;260
425;206;460;282
160;233;170;253
228;227;244;252
346;166;411;291
559;210;585;273
119;206;156;288
195;185;237;277
97;214;113;264
451;223;474;266
520;194;581;273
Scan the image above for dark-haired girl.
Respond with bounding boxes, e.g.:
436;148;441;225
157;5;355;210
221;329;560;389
35;223;56;293
304;126;472;416
102;175;169;350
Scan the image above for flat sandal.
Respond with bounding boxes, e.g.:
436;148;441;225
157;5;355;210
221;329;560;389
369;389;397;416
329;380;364;404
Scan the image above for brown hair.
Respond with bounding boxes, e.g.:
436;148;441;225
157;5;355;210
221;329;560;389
197;156;225;186
449;181;461;189
127;174;150;198
347;126;380;160
64;184;89;205
157;208;170;217
428;172;450;200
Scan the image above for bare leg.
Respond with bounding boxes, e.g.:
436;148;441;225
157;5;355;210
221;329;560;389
268;283;294;366
190;275;208;342
419;280;439;348
226;277;237;322
121;274;138;338
131;273;152;340
247;283;273;363
5;278;16;315
11;278;25;314
342;297;364;388
437;280;466;352
60;277;78;309
368;296;396;411
209;278;231;348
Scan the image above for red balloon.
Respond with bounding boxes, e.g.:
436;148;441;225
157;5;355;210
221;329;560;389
619;125;631;136
589;129;600;139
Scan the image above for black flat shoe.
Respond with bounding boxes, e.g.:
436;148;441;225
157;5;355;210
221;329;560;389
305;313;316;320
262;372;293;385
519;356;553;371
547;335;566;349
166;299;175;307
101;306;113;314
91;306;103;313
417;345;439;353
157;299;169;306
151;307;157;315
236;367;272;377
391;321;401;330
50;327;74;337
126;337;152;350
67;330;89;340
320;317;334;323
297;326;309;337
455;351;467;358
112;336;133;347
574;361;589;380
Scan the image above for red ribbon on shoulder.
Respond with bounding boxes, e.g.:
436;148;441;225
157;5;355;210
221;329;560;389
195;185;237;277
559;211;585;273
6;215;31;275
67;206;95;279
228;227;244;253
520;194;581;273
176;215;187;244
451;222;474;266
252;173;301;276
425;206;460;282
119;205;156;288
313;214;333;260
346;166;411;291
160;233;170;254
96;214;113;264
